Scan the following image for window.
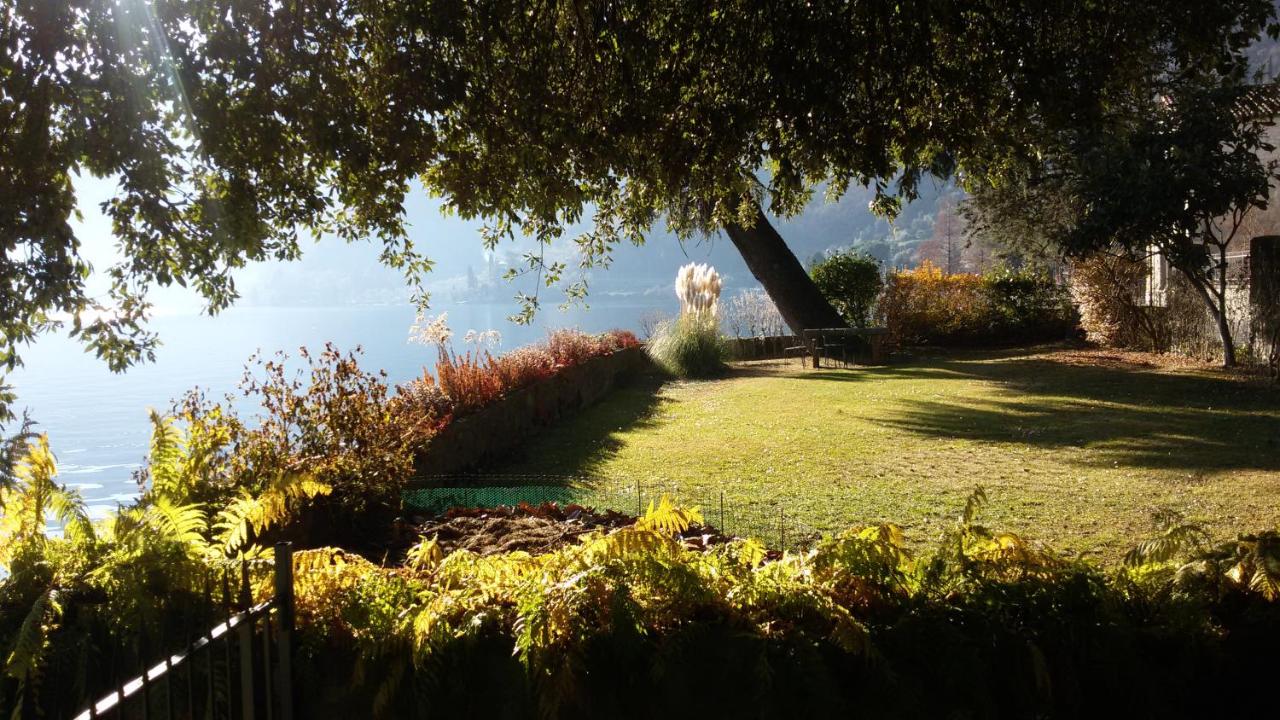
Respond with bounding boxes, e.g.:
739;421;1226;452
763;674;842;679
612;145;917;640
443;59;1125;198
1142;247;1168;307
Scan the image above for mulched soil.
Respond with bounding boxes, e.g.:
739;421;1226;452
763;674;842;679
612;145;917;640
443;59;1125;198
389;502;754;560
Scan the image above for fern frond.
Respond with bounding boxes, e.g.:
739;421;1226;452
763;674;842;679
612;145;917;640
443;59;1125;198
0;435;61;569
146;409;188;500
961;486;987;525
406;535;444;573
4;588;62;682
48;485;94;545
144;498;209;548
635;495;702;535
580;528;679;565
213;472;330;555
1248;566;1280;600
1124;521;1209;567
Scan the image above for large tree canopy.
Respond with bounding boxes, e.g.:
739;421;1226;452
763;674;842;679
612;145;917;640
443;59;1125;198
3;0;1275;377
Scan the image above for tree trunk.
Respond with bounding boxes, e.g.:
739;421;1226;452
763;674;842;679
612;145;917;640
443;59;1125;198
1186;272;1236;367
723;203;847;335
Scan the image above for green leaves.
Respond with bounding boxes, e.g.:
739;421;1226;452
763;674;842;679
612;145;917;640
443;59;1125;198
6;0;1272;391
809;251;883;327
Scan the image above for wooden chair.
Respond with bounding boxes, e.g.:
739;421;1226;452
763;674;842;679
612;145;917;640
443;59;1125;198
801;327;888;368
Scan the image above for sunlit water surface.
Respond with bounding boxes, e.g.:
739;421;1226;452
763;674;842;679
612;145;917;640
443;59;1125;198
10;302;661;520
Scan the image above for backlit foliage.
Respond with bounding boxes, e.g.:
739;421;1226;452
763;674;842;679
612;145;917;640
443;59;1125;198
275;488;1280;716
398;328;640;420
0;418;327;718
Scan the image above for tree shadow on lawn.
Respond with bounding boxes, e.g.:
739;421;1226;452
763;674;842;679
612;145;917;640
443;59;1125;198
489;372;673;480
868;354;1280;472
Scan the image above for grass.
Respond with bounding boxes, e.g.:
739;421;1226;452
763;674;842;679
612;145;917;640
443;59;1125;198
489;345;1280;563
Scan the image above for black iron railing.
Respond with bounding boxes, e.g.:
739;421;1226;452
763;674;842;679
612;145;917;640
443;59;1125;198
71;542;295;720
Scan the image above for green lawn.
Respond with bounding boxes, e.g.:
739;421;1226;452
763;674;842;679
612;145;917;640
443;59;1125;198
490;347;1280;562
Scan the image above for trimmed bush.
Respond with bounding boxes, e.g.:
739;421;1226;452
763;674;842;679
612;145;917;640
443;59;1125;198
982;265;1080;344
880;262;1078;347
646;314;727;377
810;250;884;327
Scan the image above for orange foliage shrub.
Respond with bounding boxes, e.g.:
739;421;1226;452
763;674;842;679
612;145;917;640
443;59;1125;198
546;329;605;367
396;329;639;425
879;262;1077;347
879;262;992;346
489;346;557;391
433;349;506;415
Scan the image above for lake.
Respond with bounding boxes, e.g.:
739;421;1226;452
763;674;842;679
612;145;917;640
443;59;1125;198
8;301;665;519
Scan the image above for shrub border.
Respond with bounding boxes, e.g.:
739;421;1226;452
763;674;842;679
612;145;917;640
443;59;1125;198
410;346;651;478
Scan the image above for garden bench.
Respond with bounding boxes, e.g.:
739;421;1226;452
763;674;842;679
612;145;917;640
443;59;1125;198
800;327;888;368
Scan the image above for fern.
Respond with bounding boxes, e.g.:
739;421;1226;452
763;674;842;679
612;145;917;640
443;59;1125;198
961;485;988;525
4;587;62;720
213;471;330;555
143;498;209;548
0;435;93;571
405;535;444;573
145;409;188;501
635;495;703;535
1124;510;1210;567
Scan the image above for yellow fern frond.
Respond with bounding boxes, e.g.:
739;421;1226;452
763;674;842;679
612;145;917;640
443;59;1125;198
4;588;62;682
581;527;679;565
144;498;209;547
146;409;187;500
406;535;444;573
213;472;330;555
0;435;79;570
48;485;94;545
635;495;702;535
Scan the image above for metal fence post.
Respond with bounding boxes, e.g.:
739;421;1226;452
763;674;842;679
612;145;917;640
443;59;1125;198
719;490;725;535
274;542;295;720
239;561;256;720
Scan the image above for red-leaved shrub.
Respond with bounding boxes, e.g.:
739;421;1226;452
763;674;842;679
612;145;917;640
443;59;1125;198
395;328;640;427
433;349;506;415
389;376;456;436
546;329;604;367
601;329;642;351
490;346;557;391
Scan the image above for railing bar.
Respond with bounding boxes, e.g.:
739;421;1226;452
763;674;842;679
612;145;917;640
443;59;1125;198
273;542;294;720
239;561;256;720
185;590;195;720
69;601;275;720
222;571;234;720
140;622;151;720
205;577;215;720
261;613;273;720
164;626;174;720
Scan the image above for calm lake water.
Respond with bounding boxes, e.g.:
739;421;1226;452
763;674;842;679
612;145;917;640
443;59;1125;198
8;302;663;519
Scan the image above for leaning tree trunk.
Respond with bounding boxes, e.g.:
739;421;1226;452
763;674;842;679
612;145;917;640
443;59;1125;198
723;203;847;335
1186;273;1237;368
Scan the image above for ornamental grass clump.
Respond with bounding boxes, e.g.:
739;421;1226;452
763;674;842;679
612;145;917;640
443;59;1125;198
648;263;728;377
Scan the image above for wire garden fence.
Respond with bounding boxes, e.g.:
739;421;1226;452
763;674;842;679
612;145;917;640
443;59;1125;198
404;474;823;550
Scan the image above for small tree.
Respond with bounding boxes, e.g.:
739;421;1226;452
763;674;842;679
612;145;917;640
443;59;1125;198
972;77;1280;367
1060;81;1279;367
918;197;966;274
810;251;884;328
